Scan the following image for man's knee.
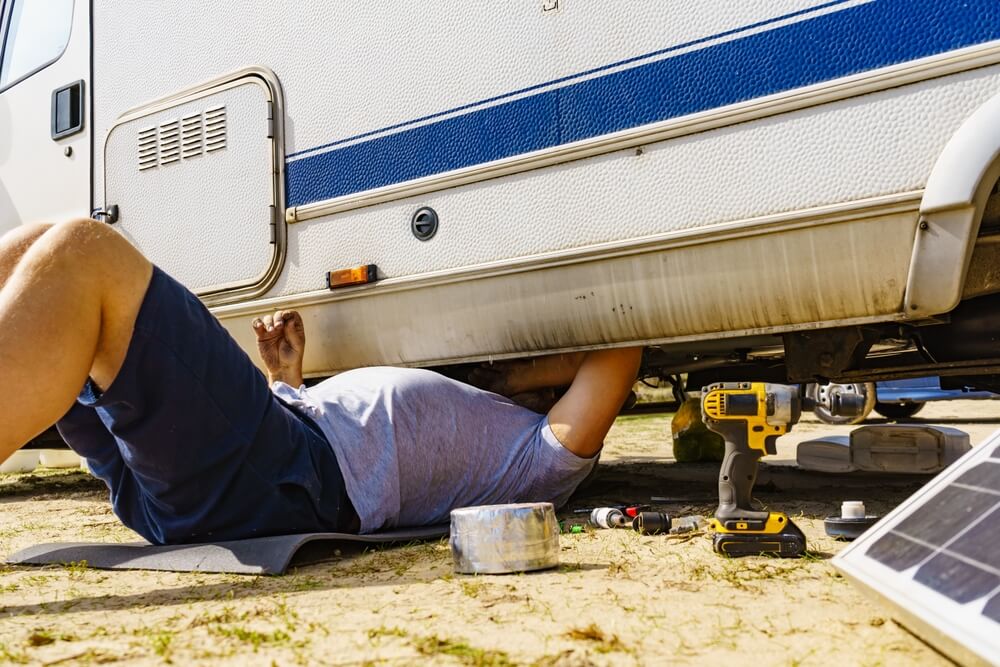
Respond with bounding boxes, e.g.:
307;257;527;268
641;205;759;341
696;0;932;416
39;218;149;278
34;220;153;389
49;217;122;253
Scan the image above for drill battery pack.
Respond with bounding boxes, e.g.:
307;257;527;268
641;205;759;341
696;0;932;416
711;514;807;558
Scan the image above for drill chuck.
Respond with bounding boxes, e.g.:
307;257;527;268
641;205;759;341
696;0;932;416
810;389;867;418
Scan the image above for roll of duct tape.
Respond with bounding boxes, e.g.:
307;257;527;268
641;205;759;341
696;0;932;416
450;502;560;574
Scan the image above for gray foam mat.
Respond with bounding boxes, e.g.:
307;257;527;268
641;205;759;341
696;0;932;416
5;525;449;575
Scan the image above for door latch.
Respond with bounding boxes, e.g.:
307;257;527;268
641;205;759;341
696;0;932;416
91;204;120;224
52;80;85;140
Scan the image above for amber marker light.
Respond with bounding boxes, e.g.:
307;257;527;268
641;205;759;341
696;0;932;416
326;264;379;289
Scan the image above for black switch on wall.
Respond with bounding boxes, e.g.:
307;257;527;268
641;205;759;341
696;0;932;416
51;80;84;140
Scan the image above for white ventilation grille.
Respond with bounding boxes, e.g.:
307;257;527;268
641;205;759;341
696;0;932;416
159;120;180;165
181;113;203;159
138;105;227;171
204;105;227;153
137;126;158;171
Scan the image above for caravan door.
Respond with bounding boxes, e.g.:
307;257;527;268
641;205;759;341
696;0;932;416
102;70;284;302
0;0;90;234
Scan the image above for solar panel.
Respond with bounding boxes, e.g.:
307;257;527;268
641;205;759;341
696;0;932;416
834;430;1000;665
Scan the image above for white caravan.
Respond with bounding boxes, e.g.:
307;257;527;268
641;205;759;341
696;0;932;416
3;0;1000;392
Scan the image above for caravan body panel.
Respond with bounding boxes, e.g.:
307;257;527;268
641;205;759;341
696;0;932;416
90;0;1000;373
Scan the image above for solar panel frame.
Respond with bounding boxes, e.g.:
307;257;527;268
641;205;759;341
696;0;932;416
834;429;1000;667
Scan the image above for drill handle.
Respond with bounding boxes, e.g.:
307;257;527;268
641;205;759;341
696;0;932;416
713;421;770;526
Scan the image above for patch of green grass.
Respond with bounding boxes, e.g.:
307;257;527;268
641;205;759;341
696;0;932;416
188;606;241;627
26;628;76;647
336;547;389;576
705;615;745;650
150;631;174;662
288;575;323;591
22;574;55;588
0;642;28;664
367;626;407;641
411;635;512;666
63;560;90;579
460;579;486;599
606;561;632;578
212;626;292;652
564;623;628;654
713;558;809;593
613;412;672;423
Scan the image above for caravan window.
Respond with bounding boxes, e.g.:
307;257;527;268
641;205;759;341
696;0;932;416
0;0;74;90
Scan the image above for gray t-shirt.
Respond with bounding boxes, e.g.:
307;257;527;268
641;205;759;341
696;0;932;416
271;367;596;533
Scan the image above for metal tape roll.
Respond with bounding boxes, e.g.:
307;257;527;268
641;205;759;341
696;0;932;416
450;502;559;574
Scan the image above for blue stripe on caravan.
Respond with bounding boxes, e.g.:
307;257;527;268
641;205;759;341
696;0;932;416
285;0;857;160
286;0;1000;208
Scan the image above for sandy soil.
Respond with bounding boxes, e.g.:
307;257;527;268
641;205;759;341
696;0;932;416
1;400;996;666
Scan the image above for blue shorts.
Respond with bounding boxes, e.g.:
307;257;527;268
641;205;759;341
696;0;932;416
56;267;357;545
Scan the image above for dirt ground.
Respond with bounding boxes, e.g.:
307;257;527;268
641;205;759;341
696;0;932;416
2;400;997;666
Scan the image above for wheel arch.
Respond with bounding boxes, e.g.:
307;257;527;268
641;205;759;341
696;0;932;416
904;90;1000;318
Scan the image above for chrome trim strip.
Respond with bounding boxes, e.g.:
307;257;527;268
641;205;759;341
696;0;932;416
102;67;287;307
286;41;1000;223
218;190;922;317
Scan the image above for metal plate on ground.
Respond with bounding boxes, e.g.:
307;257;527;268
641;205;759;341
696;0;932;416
833;429;1000;666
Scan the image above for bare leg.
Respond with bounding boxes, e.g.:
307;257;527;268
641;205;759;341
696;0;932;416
0;223;52;286
546;347;642;458
0;219;152;458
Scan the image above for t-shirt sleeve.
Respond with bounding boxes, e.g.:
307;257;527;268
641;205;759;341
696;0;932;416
523;418;599;509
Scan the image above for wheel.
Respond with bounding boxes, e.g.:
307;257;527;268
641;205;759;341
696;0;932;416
807;382;876;425
874;401;926;420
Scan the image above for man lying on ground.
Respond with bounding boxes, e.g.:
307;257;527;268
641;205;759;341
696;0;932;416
0;219;640;544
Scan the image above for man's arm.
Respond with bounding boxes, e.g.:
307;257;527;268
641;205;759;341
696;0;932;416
252;310;305;387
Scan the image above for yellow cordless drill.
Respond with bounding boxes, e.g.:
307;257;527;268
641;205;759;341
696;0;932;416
700;382;863;558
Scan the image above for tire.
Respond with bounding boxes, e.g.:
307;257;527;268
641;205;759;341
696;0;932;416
874;401;926;420
807;382;876;425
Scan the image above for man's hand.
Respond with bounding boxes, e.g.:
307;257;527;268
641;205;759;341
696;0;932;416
252;310;305;386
